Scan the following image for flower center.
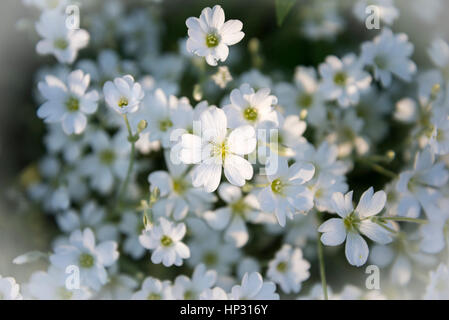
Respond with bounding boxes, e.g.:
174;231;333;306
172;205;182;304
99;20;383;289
173;178;188;195
147;293;162;300
276;261;288;273
212;141;228;161
343;213;359;232
297;93;313;108
271;178;284;195
436;128;445;142
65;96;79;112
243;107;258;122
205;33;220;48
184;290;195;300
99;149;116;165
118;97;129;108
203;252;218;266
57;287;74;300
160;235;173;247
47;0;60;9
54;38;68;50
315;188;324;199
159;118;173;132
79;253;94;268
231;199;249;216
374;55;388;69
333;71;347;86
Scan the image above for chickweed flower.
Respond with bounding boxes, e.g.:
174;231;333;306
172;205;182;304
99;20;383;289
186;5;244;66
37;70;99;135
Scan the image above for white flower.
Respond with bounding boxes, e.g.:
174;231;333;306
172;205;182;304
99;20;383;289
275;66;326;125
139;217;190;267
139;89;192;148
420;215;449;254
0;276;22;300
301;0;344;41
95;272;138;300
186;5;244;66
79;130;130;194
25;267;90;300
223;83;278;129
37;70;99;135
119;211;146;259
77;49;138;85
228;272;279;300
50;228;119;291
424;264;449;300
35;10;89;64
172;264;217;300
179;106;256;192
428;38;449;69
149;160;216;221
360;28;416;87
318;187;393;267
294;141;348;179
200;287;228;300
396;148;448;219
103;75;144;114
307;173;348;213
267;244;310;294
203;183;261;248
319;54;371;108
56;201;118;242
258;157;315;227
23;0;68;11
212;66;233;89
131;277;173;300
44;124;86;163
353;0;399;25
187;219;241;275
430;109;449;155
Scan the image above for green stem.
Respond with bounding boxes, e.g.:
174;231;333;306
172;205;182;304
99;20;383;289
381;217;427;224
317;236;328;300
117;114;136;207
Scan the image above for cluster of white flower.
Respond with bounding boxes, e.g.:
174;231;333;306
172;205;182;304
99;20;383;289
3;0;449;301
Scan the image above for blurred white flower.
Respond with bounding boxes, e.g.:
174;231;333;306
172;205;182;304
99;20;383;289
37;70;99;135
424;264;449;299
396;147;449;219
319;54;371;108
267;244;310;294
25;267;90;300
203;183;261;248
360;28;416;87
131;277;173;300
149;160;216;221
353;0;399;25
172;264;217;299
275;66;326;126
228;272;279;300
35;10;89;64
0;276;22;300
50;228;119;291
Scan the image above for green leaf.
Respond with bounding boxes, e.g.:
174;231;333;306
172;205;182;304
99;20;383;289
275;0;296;26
